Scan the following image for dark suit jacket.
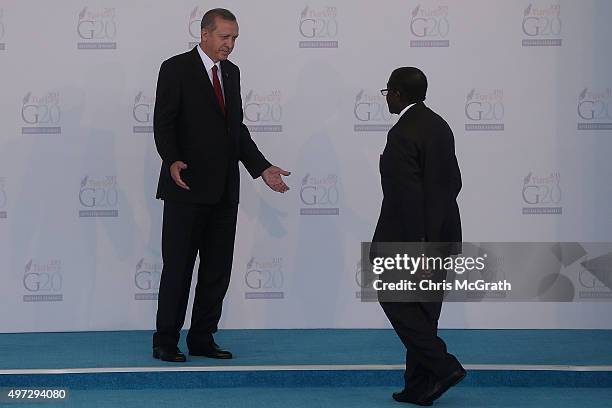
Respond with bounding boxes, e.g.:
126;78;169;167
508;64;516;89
373;102;462;248
153;46;271;204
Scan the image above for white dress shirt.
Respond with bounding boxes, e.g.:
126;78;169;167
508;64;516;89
398;102;416;119
197;45;225;100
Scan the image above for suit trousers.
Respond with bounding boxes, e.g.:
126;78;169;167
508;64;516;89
379;300;462;396
153;198;238;348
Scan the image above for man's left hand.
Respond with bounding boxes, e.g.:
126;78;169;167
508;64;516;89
262;166;291;193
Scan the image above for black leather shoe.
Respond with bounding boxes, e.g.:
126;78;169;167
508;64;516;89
189;342;233;359
420;368;466;404
152;345;186;363
392;389;433;406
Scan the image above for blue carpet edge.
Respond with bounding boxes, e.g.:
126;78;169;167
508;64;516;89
1;370;610;389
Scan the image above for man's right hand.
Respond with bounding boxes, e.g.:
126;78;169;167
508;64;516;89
170;161;190;190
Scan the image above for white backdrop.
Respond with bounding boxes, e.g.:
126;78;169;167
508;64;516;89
1;0;612;332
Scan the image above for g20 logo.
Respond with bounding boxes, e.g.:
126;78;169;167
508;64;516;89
299;6;338;39
77;8;116;40
244;91;282;123
245;268;283;289
133;92;154;123
522;5;561;36
578;269;608;289
300;175;339;206
354;91;391;122
23;261;62;292
465;90;504;121
244;103;281;122
21;93;60;125
465;101;504;121
355;261;375;289
79;176;118;208
23;272;62;292
410;6;449;38
0;182;6;208
135;270;161;290
578;100;612;121
0;9;5;40
522;182;561;205
188;7;204;39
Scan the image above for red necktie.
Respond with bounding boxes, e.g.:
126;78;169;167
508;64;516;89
211;65;225;115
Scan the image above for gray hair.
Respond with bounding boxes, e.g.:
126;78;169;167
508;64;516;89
200;8;237;31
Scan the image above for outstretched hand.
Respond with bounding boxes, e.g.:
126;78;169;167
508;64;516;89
262;166;291;193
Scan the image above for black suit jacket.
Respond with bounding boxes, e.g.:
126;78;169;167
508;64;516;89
153;47;271;204
373;102;462;247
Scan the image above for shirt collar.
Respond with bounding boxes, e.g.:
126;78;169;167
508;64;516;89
197;44;219;73
398;103;417;119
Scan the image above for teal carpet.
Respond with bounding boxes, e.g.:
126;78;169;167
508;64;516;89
1;329;611;369
1;329;611;407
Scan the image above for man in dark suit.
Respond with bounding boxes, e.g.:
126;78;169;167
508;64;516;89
372;67;465;405
152;8;290;362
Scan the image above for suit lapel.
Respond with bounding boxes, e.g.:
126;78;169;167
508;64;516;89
189;46;225;118
220;60;241;148
220;60;232;114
